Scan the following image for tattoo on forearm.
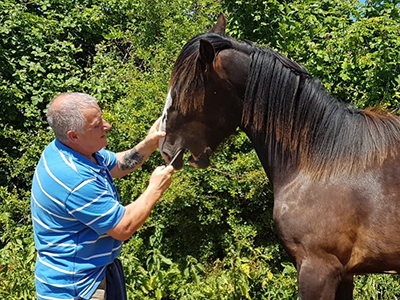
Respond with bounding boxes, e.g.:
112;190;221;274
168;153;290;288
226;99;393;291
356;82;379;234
120;148;144;171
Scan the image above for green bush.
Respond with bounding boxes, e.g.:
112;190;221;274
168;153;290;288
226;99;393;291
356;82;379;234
1;0;400;298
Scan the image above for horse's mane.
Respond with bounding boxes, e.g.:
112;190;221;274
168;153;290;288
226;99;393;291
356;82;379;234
170;32;400;178
243;47;400;178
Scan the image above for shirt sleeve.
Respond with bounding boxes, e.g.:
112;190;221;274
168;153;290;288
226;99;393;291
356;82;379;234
65;175;125;235
98;148;118;170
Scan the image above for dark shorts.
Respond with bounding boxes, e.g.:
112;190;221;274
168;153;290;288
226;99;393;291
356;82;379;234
74;259;127;300
106;258;127;300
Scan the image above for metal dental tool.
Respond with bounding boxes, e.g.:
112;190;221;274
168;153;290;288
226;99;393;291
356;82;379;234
168;149;183;167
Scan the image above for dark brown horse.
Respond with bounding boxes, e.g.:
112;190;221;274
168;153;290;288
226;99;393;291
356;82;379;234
159;14;400;299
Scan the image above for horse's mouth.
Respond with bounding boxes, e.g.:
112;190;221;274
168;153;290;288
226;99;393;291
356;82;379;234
188;152;210;169
164;147;212;170
187;147;212;169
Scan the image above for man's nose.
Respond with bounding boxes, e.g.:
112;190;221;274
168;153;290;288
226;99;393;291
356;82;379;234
103;119;112;131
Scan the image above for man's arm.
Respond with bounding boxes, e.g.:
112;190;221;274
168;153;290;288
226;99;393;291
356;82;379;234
110;118;165;178
107;165;174;241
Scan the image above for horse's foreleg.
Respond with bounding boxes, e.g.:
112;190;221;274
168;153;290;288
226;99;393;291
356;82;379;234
335;275;353;300
297;256;344;300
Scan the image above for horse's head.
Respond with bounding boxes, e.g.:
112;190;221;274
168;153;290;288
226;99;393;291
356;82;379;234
159;14;251;169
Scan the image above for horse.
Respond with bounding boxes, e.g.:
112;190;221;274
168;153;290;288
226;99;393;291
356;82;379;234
158;14;400;299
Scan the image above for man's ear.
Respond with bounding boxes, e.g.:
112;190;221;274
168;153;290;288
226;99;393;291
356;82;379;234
66;130;79;143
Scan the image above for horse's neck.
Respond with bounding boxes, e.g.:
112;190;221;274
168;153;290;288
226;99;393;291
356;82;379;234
242;77;400;183
240;77;352;184
242;127;297;184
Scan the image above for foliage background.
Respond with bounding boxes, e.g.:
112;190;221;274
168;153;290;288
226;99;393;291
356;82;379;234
1;0;400;299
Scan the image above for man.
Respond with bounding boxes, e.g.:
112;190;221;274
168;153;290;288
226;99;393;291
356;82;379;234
31;92;174;300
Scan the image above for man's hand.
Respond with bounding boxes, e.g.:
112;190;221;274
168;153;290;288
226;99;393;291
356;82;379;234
143;117;166;152
148;165;174;197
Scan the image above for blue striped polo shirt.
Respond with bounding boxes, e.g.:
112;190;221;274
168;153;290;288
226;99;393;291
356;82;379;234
31;139;126;300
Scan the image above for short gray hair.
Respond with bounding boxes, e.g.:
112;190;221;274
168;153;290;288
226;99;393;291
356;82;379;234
47;92;98;142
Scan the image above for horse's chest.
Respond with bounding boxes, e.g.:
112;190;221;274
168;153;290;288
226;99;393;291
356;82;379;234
272;175;363;239
273;177;334;220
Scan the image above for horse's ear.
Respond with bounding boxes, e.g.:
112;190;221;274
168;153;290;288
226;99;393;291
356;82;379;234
199;39;215;71
210;13;226;35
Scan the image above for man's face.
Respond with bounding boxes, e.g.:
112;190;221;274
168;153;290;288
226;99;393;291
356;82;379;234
76;104;112;155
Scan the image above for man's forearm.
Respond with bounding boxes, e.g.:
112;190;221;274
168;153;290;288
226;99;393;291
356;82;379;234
120;148;144;171
106;187;161;241
111;140;155;178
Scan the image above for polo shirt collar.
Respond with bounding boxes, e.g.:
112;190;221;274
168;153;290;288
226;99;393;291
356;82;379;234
54;139;106;173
